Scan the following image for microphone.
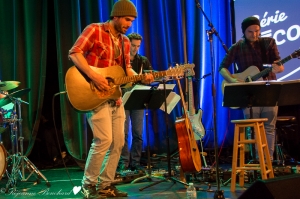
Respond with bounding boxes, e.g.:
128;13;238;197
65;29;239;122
194;0;201;8
192;73;212;82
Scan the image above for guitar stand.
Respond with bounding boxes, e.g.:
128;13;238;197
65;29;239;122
156;150;213;192
137;79;213;192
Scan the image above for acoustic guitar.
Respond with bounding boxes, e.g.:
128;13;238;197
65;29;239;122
65;64;194;112
175;78;201;173
221;49;300;108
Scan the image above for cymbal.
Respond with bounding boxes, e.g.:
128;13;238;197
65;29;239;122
0;88;31;107
0;81;20;91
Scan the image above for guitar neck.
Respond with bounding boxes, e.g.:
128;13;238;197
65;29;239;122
277;54;293;66
250;67;272;81
188;77;196;116
114;71;163;85
250;54;293;82
177;79;188;118
114;67;187;85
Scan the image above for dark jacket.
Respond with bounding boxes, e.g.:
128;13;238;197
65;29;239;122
130;54;153;74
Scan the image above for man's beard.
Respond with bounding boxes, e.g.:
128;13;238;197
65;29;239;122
114;23;127;34
245;36;259;43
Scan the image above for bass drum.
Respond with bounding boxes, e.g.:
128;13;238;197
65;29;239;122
0;143;7;180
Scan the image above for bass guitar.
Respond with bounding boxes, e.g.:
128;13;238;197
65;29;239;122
65;64;194;112
175;78;201;173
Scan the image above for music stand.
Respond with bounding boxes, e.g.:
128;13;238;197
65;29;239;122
223;81;281;109
128;80;191;191
276;79;300;106
223;79;300;113
123;87;173;184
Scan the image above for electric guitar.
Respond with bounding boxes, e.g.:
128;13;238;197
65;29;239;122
221;49;300;108
185;67;205;140
65;64;194;112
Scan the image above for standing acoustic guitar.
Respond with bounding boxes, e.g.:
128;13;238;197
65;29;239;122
175;78;201;173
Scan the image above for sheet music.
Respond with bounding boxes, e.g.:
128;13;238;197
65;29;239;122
159;92;180;114
122;84;152;105
157;84;176;90
122;83;180;113
156;84;180;114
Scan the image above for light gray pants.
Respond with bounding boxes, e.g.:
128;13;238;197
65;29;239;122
82;102;125;189
243;106;278;161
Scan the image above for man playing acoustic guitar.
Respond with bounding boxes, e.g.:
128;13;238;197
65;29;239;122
68;0;153;198
219;16;284;162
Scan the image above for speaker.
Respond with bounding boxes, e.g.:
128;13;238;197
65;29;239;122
238;174;300;199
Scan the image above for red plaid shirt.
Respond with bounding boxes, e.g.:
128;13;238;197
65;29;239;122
69;21;131;69
219;37;280;80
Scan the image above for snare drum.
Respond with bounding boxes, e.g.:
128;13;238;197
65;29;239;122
0;143;7;180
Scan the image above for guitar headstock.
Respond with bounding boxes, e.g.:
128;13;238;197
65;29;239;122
183;63;195;77
165;63;195;79
292;49;300;59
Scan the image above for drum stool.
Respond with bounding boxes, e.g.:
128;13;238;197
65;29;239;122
230;118;274;192
275;116;297;166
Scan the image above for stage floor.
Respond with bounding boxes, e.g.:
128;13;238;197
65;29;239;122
0;165;258;199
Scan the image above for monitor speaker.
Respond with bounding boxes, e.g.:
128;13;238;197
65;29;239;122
238;174;300;199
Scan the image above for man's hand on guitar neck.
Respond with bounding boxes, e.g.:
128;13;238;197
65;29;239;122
272;60;284;74
126;67;154;85
141;73;154;85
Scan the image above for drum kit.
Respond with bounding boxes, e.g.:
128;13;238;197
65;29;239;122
0;81;50;193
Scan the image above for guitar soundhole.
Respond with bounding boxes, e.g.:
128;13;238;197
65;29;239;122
106;77;114;85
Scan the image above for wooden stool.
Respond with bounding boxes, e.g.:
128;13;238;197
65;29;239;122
230;118;274;192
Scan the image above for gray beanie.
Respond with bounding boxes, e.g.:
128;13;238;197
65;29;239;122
110;0;137;18
241;16;260;34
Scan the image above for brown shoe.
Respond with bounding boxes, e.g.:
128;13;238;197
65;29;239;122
82;184;107;199
98;185;128;197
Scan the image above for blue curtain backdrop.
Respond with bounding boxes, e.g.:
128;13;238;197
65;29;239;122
99;0;236;151
55;0;239;160
0;0;240;162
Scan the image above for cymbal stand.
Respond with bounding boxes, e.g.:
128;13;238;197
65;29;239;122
5;97;50;193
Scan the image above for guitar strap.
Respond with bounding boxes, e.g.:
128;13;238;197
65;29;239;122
259;38;269;79
260;38;267;69
121;36;127;75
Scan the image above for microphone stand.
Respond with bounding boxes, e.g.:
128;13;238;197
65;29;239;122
195;1;229;198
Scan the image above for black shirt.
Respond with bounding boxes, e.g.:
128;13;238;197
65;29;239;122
130;53;153;74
